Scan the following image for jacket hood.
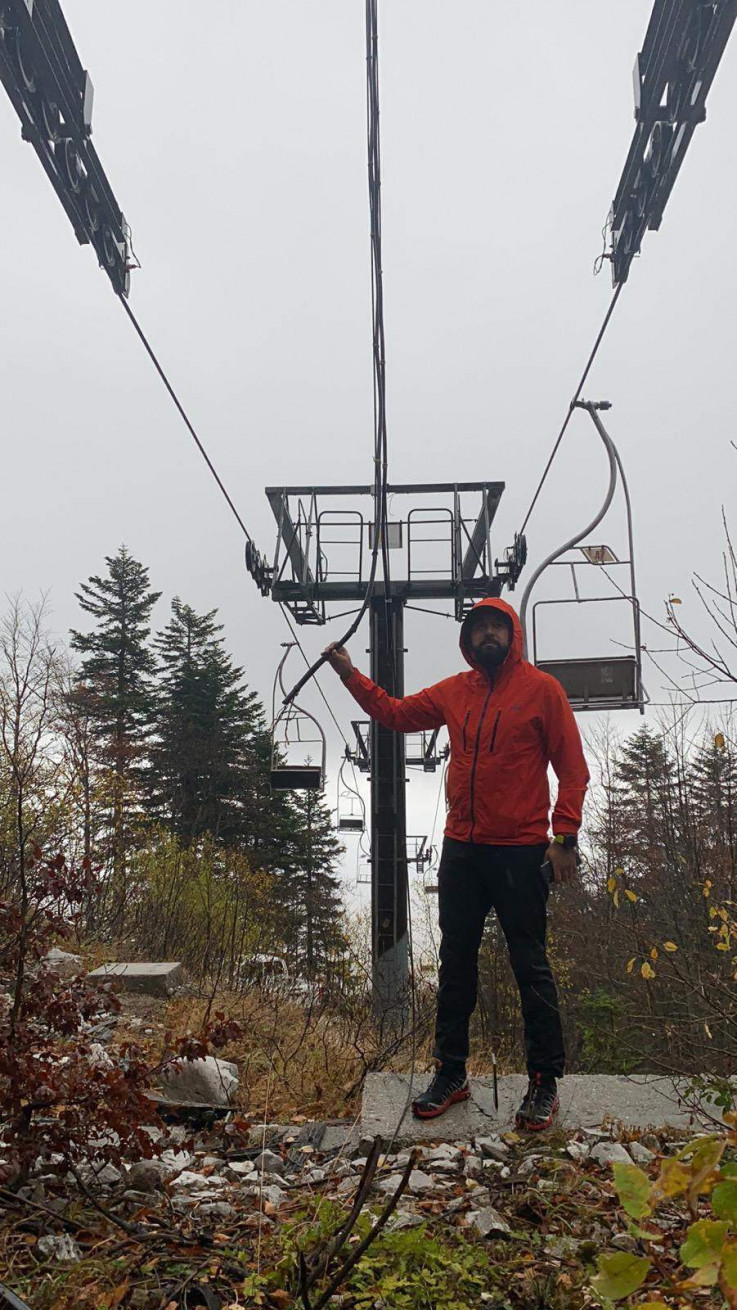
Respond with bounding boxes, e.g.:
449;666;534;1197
459;597;524;675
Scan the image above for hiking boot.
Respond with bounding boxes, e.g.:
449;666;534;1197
412;1067;470;1120
515;1073;559;1131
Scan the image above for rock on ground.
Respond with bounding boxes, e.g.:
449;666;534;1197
37;1233;82;1262
467;1206;512;1239
252;1149;284;1176
629;1140;656;1164
44;947;82;977
590;1141;633;1166
158;1055;238;1107
126;1160;169;1192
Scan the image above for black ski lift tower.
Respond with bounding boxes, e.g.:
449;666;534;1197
263;480;522;1022
349;722;448;775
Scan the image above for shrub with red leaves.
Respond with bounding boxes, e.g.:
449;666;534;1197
0;847;241;1189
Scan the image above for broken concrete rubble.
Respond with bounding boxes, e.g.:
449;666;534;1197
590;1140;633;1166
88;961;183;997
44;947;83;977
467;1206;512;1239
157;1054;238;1107
37;1233;82;1262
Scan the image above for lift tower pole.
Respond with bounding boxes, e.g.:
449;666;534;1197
370;594;407;1024
261;481;524;1024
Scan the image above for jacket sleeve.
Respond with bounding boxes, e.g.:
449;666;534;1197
543;678;590;834
341;668;446;732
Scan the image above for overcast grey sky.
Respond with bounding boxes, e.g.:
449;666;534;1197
2;1;736;907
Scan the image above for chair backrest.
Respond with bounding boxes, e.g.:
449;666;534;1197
338;816;365;832
270;765;324;791
537;655;639;711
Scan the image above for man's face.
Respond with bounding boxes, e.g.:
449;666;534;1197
468;609;512;671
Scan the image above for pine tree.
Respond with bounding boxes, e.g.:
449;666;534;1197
70;546;161;923
690;731;737;903
610;727;681;885
277;788;345;979
149;599;292;864
150;599;262;844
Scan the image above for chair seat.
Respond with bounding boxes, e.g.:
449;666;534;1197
537;655;639;710
270;766;323;791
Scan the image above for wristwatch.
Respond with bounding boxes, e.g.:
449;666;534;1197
553;834;578;851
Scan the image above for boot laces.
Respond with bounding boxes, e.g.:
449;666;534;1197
427;1067;466;1099
524;1073;556;1116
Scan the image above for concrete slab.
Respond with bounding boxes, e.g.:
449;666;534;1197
361;1073;730;1145
321;1121;361;1154
88;961;183;997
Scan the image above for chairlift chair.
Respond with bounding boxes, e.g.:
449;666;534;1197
337;787;366;832
406;729;449;773
335;758;367;831
357;858;372;885
519;401;646;715
270;643;327;790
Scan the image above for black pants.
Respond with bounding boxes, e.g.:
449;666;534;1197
432;838;565;1079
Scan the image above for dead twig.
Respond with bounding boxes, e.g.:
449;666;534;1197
0;1185;85;1233
68;1163;146;1241
310;1149;417;1310
301;1137;383;1292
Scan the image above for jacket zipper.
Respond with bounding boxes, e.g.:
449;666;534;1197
488;710;501;753
462;710;470;752
468;689;493;842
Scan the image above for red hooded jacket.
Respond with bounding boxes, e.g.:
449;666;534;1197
342;597;589;846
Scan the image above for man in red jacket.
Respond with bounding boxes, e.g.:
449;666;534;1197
324;597;589;1130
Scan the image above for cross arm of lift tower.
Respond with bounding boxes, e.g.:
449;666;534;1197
0;0;133;295
606;0;737;286
262;481;528;627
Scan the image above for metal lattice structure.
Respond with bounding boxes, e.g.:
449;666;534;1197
266;482;509;625
0;0;133;294
608;0;737;285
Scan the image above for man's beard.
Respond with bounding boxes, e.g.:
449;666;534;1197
474;640;508;671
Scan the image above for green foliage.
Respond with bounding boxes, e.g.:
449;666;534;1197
347;1223;496;1307
131;827;276;976
275;1204;498;1309
276;787;347;977
679;1217;728;1272
150;599;275;847
605;1121;737;1304
70;545;161;753
611;1163;651;1220
63;551;350;973
712;1179;737;1222
578;989;639;1074
590;1250;651;1301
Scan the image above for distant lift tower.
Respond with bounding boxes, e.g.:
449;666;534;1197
263;481;525;1021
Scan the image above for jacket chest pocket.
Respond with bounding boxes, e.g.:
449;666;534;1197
488;710;501;752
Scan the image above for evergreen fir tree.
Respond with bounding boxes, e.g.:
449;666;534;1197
149;598;292;862
690;731;737;901
277;787;345;978
70;546;161;923
610;727;680;884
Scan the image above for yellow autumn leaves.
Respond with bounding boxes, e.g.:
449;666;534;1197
607;867;638;910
